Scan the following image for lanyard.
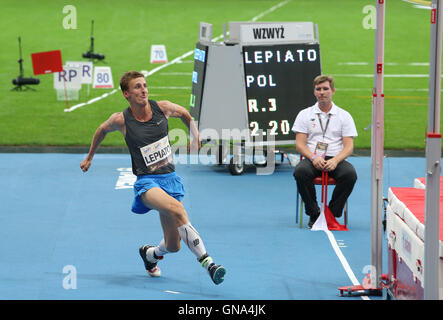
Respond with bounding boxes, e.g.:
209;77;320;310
317;113;331;139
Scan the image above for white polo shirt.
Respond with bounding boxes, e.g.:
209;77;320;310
291;102;358;157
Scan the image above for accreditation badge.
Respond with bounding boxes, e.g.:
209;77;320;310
314;142;328;159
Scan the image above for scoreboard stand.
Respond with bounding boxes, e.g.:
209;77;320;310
190;21;321;175
224;140;289;176
228;150;290;176
205;137;291;175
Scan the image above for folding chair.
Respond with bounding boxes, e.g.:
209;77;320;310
295;161;348;228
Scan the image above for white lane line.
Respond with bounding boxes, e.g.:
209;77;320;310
338;62;369;66
149;86;192;90
409;62;429;66
159;72;193;76
164;290;181;295
64;0;291;113
334;74;435;78
251;0;291;21
323;230;370;300
338;62;429;66
402;0;431;9
335;88;432;91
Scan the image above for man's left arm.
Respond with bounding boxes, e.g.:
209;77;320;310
324;136;354;171
157;100;201;149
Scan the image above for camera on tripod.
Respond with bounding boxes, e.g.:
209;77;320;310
11;37;40;91
12;76;40;86
82;52;105;60
82;20;105;61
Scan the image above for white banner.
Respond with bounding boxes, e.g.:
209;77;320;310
53;66;82;89
66;61;93;84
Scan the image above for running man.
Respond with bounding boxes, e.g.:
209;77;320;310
80;70;226;285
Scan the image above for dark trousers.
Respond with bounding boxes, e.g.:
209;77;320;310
293;157;357;217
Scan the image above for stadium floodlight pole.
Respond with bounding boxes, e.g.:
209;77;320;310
424;0;442;300
370;0;385;291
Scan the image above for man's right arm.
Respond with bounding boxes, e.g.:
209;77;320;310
80;112;124;172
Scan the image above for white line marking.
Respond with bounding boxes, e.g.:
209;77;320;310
409;62;429;66
335;87;435;92
338;62;429;66
164;290;181;294
64;0;291;113
323;230;370;300
159;72;193;76
334;74;435;78
251;0;291;21
150;86;192;90
337;62;369;66
402;0;431;9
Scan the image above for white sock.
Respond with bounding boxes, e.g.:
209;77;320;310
154;239;169;257
177;222;207;261
146;239;169;262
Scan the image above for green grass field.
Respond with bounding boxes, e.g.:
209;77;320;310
0;0;439;150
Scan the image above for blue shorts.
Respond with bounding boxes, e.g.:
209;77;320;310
131;172;185;214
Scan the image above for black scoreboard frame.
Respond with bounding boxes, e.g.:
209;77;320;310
242;43;321;145
189;42;208;125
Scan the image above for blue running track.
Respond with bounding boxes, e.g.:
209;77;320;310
0;153;433;300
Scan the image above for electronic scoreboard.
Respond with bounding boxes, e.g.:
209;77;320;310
190;21;321;147
243;43;321;144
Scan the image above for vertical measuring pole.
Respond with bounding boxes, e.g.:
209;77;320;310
370;0;385;289
424;0;442;300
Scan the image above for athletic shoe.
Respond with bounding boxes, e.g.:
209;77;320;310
198;253;226;285
208;264;226;285
139;244;163;277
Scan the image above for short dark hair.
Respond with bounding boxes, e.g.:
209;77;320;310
313;74;334;90
119;71;145;92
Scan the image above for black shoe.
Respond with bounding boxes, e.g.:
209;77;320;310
333;209;343;218
208;264;226;285
139;244;163;277
307;210;320;229
308;216;317;229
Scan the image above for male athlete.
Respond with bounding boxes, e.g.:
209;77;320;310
80;70;226;285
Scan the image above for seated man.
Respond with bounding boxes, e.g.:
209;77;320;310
292;75;358;228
